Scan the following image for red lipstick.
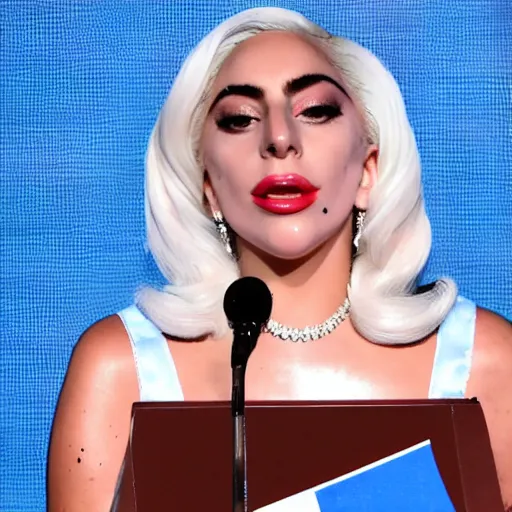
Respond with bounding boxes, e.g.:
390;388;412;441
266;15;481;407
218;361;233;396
251;174;319;214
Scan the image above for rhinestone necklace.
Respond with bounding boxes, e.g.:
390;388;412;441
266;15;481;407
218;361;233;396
263;298;351;342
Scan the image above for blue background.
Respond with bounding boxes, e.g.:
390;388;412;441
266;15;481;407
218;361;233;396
1;1;511;510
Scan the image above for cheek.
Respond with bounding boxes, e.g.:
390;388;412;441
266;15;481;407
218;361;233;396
203;140;234;186
203;142;253;210
322;140;364;185
315;145;365;211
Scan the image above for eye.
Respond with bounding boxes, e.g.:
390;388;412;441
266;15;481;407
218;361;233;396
300;104;342;123
215;115;258;133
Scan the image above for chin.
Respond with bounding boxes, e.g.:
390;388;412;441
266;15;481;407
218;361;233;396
245;228;330;262
261;242;322;261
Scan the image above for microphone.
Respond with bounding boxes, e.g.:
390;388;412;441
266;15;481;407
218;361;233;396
224;277;272;512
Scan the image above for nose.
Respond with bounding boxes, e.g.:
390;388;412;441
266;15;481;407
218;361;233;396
260;110;302;159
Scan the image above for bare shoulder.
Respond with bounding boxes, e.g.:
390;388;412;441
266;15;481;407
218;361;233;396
469;307;512;393
69;313;135;372
472;307;511;362
47;313;139;511
56;313;138;405
467;307;512;509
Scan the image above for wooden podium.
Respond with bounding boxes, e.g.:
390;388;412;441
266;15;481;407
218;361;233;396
114;399;502;511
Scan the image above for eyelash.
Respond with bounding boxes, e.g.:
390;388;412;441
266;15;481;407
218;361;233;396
215;103;343;133
216;115;256;132
301;103;343;122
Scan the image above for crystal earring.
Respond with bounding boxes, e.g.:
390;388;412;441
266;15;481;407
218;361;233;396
213;211;237;259
353;210;366;250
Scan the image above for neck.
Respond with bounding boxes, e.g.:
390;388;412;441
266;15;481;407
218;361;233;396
237;225;353;329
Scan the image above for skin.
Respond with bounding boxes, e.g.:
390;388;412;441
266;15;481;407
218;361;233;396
47;31;512;511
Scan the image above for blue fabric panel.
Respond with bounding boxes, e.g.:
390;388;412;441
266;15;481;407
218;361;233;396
1;1;510;510
315;442;455;511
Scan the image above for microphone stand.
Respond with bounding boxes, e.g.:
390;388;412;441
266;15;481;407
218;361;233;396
232;364;247;512
231;323;259;512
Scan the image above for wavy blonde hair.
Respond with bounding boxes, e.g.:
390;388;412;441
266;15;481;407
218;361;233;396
136;7;457;345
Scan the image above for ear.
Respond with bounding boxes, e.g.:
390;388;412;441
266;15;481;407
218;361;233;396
354;145;378;210
203;170;220;216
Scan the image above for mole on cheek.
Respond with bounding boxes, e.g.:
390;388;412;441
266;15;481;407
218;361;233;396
322;207;328;214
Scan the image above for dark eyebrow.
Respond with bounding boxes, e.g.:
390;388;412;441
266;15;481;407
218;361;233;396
209;73;350;112
284;73;350;99
209;85;264;111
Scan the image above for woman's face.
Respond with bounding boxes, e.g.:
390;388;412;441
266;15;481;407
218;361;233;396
201;30;377;261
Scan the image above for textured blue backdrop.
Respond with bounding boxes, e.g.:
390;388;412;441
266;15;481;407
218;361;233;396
1;1;511;510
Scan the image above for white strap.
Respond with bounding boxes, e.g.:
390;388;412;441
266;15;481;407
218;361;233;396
428;296;476;399
118;305;184;402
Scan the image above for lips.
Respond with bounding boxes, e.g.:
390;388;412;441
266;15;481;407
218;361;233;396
251;174;319;215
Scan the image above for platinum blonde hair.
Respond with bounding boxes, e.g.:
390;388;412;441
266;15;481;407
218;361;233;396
136;7;457;345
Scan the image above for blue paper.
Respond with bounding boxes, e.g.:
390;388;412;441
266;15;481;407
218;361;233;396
256;440;455;512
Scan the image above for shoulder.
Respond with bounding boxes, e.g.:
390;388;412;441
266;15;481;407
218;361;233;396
467;306;512;508
61;311;140;410
47;313;139;511
471;306;512;380
52;310;139;433
469;306;512;416
71;312;134;372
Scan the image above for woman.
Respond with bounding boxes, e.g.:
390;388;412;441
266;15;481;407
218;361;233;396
47;7;512;510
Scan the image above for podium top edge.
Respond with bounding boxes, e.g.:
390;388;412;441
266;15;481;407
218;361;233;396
132;398;480;411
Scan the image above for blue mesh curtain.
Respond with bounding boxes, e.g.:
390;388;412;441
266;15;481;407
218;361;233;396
1;1;511;510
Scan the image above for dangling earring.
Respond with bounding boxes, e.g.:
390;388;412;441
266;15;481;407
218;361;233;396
213;211;238;259
353;210;366;250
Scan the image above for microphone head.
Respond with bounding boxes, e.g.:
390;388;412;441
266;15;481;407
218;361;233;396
223;276;273;327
